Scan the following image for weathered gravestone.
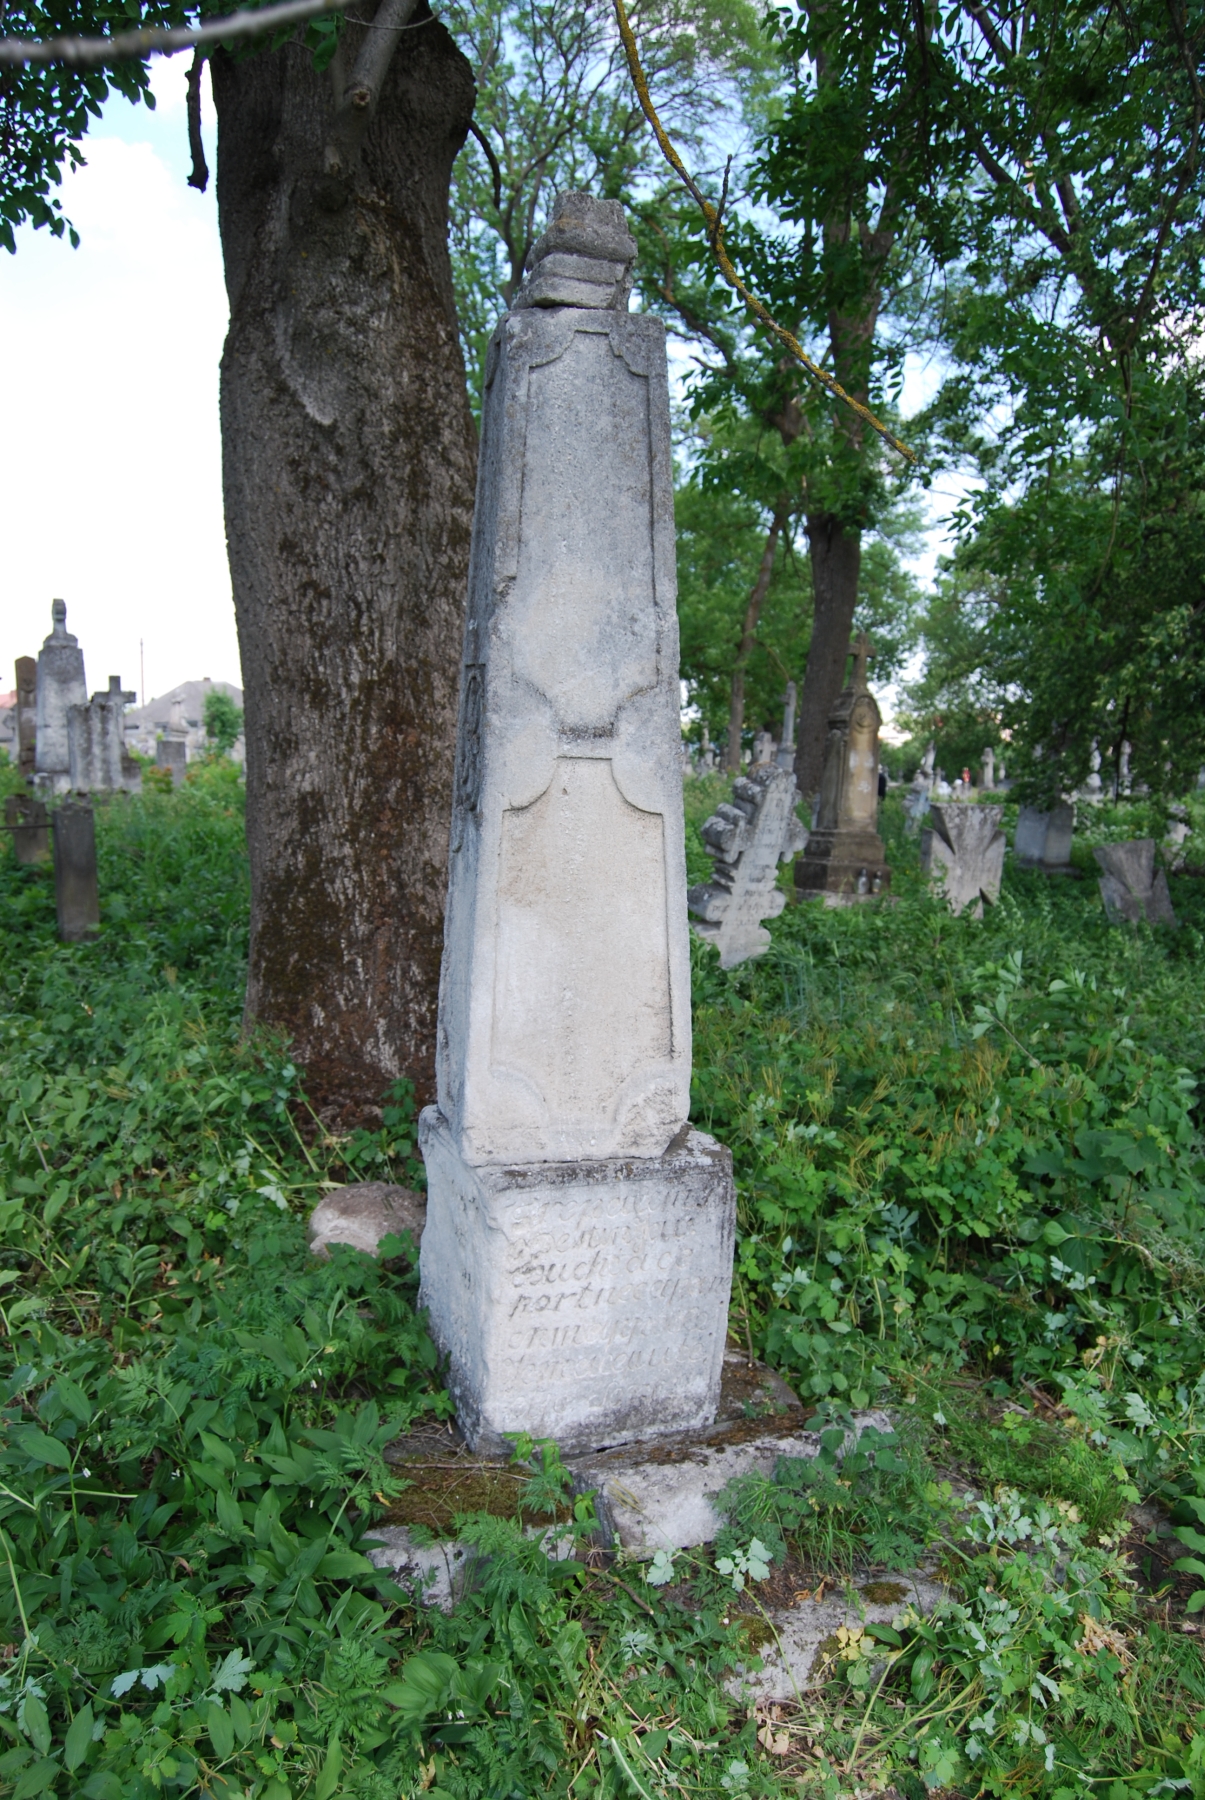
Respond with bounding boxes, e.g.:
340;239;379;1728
904;740;935;834
794;631;891;902
417;193;736;1456
1014;801;1075;873
4;795;50;865
920;803;1006;918
1094;840;1177;927
69;677;140;794
15;658;37;779
1082;740;1103;802
751;728;776;767
980;746;995;792
52;801;100;941
35;601;87;793
776;682;797;771
156;700;188;785
688;767;808;968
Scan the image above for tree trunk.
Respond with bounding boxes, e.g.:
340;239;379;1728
724;506;785;772
212;11;477;1122
794;512;862;799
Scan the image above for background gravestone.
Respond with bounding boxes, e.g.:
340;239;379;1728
15;658;37;779
794;631;891;902
920;803;1007;918
52;801;100;941
5;794;50;865
776;682;797;770
1014;802;1075;872
417;192;736;1457
1094;840;1177;926
35;601;87;793
68;677;139;794
689;767;808;967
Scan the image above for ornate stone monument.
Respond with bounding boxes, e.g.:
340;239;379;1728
920;803;1006;918
1094;840;1176;926
418;193;736;1457
794;631;891;902
15;658;36;779
68;677;140;794
35;601;87;793
689;768;808;968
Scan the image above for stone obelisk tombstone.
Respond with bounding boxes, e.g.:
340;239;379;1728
418;193;736;1456
53;801;100;941
35;601;87;794
15;658;37;779
794;631;891;902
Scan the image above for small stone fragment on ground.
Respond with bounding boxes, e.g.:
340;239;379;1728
308;1183;426;1259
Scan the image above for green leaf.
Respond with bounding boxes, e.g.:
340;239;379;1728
63;1705;94;1773
229;1692;252;1745
215;1483;245;1538
12;1759;60;1799
207;1700;235;1761
316;1550;375;1580
315;1732;343;1800
81;1775;124;1800
640;1728;669;1760
14;1429;70;1471
21;1697;50;1757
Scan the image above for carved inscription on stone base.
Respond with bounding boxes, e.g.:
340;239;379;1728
418;1107;735;1455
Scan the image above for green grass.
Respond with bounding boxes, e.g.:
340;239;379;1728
1;761;1204;1796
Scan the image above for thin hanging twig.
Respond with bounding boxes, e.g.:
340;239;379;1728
611;0;916;465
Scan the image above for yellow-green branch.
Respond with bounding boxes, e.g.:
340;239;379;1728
612;0;916;465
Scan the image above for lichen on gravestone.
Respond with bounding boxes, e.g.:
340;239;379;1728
689;768;807;968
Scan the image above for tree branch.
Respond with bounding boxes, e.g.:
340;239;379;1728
323;0;421;177
0;0;344;66
467;120;502;213
186;48;209;193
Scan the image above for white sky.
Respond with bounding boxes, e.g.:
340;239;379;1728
1;56;953;722
1;59;233;706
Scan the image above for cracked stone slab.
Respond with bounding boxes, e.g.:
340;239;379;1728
572;1409;894;1552
726;1568;949;1702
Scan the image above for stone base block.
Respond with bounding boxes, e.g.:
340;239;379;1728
417;1107;736;1456
794;827;890;901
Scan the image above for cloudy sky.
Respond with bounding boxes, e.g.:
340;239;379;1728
2;59;232;707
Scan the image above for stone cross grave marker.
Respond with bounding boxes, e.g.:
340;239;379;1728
1094;840;1177;926
15;658;36;779
689;767;808;967
417;192;736;1458
920;803;1007;918
752;727;776;767
69;676;139;794
980;746;995;791
795;630;891;901
53;801;100;940
35;601;87;793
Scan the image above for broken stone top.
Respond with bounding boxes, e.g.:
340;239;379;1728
515;192;638;313
43;599;78;648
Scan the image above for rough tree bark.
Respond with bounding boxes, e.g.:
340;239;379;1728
212;6;477;1121
793;512;863;798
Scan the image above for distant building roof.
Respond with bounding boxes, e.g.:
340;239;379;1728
125;678;243;731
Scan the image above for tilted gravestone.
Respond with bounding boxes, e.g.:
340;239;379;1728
5;794;50;865
53;801;100;941
417;193;736;1456
68;677;140;794
35;601;87;793
795;631;891;902
1094;840;1177;927
1014;801;1075;872
689;768;808;967
15;658;37;779
920;803;1006;919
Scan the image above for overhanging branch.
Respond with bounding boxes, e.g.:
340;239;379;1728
0;0;344;66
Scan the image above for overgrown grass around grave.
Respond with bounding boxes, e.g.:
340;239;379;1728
1;761;1204;1796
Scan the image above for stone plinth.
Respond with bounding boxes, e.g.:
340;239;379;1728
52;801;99;940
689;768;807;967
419;193;735;1455
419;1110;733;1456
1094;840;1177;926
794;631;890;903
35;601;87;793
1014;802;1075;872
920;803;1006;918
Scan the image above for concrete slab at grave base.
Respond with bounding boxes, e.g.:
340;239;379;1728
417;1107;736;1457
308;1183;426;1259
